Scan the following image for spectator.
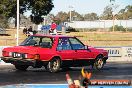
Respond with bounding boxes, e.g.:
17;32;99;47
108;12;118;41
23;26;27;35
27;26;33;36
28;26;33;32
49;22;57;35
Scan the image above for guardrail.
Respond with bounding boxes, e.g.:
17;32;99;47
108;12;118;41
0;46;132;65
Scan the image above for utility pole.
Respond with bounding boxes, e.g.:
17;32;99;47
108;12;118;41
16;0;19;46
69;6;73;22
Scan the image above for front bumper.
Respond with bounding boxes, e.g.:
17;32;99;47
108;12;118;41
1;57;36;66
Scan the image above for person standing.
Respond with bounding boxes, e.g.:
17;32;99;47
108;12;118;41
23;26;27;35
50;22;57;35
28;26;33;32
27;26;33;36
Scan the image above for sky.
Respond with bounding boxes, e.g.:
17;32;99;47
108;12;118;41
50;0;132;15
24;0;132;17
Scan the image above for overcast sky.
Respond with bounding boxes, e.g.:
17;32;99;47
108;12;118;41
50;0;132;15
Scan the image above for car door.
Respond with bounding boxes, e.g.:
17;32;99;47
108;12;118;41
56;37;75;60
69;37;92;60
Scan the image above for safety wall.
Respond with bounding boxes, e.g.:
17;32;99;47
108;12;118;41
96;46;132;62
66;20;132;28
0;46;132;65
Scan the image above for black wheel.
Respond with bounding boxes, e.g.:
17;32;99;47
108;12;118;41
47;57;61;73
94;55;104;70
15;65;29;71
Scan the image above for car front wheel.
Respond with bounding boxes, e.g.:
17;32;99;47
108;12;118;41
94;55;104;70
47;58;61;73
15;65;29;71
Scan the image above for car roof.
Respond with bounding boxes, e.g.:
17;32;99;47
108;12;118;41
32;34;74;38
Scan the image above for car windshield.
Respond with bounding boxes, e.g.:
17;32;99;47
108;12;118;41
20;36;54;48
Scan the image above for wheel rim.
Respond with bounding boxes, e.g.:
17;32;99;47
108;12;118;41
96;58;103;69
51;59;59;70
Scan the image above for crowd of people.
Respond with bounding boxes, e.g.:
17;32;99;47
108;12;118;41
23;26;37;36
23;22;58;36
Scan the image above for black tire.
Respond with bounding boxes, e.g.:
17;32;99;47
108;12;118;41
15;65;29;71
47;57;61;73
94;55;104;70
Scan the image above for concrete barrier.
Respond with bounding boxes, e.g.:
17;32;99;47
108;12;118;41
96;47;122;57
96;47;132;62
0;46;132;65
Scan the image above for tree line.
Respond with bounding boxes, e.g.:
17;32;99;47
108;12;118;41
55;5;132;23
0;0;131;28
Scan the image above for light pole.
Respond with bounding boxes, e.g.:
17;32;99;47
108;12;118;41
16;0;19;46
69;6;73;22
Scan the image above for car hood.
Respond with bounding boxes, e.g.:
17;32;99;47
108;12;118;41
3;46;41;54
89;46;107;53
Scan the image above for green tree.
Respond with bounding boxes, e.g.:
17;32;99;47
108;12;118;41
0;15;8;28
56;11;69;23
117;5;132;20
84;13;99;21
100;6;113;20
0;0;54;26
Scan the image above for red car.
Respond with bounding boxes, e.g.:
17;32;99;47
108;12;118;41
1;35;108;73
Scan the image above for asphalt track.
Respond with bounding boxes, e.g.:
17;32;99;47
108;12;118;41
0;62;132;86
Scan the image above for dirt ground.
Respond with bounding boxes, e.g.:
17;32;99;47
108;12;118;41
1;29;132;47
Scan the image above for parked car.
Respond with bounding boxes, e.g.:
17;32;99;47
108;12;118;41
1;35;108;73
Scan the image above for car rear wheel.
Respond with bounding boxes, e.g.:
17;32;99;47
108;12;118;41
47;57;61;73
15;65;29;71
94;55;104;70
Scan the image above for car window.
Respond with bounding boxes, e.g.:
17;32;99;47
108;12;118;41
40;37;53;48
57;37;72;50
22;36;40;46
69;37;85;50
32;37;40;45
20;36;53;48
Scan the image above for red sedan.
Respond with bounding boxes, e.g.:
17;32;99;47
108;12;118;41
1;35;108;73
